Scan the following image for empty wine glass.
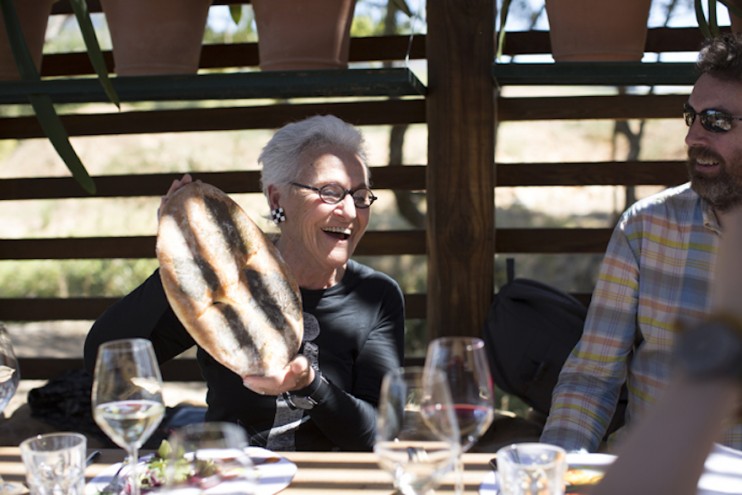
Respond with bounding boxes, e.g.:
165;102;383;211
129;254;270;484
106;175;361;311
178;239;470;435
92;338;166;495
0;323;25;495
424;337;495;494
374;366;460;495
165;422;256;493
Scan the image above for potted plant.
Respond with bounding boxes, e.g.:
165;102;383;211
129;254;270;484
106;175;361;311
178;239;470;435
0;0;118;193
250;0;357;71
545;0;652;61
0;0;53;80
497;0;652;62
99;0;212;76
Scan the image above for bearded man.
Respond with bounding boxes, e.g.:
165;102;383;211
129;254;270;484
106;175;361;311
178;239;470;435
540;33;742;453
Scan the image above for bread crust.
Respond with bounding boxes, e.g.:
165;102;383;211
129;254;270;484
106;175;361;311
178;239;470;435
156;181;303;377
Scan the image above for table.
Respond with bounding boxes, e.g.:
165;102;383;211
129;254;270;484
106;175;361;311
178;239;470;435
0;447;494;494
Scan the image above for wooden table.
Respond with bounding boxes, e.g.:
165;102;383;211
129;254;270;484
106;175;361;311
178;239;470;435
0;447;495;494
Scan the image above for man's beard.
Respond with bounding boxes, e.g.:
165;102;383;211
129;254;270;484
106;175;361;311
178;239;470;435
687;147;742;212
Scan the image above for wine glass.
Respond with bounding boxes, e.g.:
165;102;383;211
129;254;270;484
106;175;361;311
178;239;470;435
0;323;25;495
92;338;166;495
424;337;495;494
374;366;460;495
165;422;256;493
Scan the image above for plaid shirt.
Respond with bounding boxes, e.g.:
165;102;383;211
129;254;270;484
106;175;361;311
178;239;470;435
541;183;742;452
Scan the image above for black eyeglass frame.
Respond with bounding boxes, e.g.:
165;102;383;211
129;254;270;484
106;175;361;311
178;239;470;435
290;182;378;209
683;103;742;133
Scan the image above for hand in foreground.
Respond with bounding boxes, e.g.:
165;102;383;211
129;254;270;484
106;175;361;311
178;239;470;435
242;354;315;396
157;173;193;220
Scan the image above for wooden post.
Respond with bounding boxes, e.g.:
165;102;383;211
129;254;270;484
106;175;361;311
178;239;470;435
426;0;495;339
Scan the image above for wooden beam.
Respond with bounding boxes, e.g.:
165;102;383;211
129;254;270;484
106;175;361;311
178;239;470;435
493;62;697;87
0;69;426;104
426;0;495;339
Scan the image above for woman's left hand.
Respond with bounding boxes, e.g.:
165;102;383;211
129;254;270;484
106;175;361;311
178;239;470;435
242;354;315;396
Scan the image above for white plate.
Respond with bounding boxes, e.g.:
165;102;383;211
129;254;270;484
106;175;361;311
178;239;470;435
86;446;297;495
480;445;742;495
479;452;616;495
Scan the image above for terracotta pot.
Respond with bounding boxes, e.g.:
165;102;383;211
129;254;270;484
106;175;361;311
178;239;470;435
100;0;212;76
0;0;54;80
731;14;742;34
545;0;652;62
252;0;357;71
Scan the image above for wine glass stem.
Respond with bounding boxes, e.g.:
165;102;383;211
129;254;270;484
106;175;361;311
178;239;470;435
453;452;464;495
128;447;141;495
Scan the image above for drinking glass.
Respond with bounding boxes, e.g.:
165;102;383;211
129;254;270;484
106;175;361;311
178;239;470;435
496;442;567;495
92;338;166;495
20;432;87;495
374;367;460;495
165;421;256;493
0;323;24;495
424;337;495;494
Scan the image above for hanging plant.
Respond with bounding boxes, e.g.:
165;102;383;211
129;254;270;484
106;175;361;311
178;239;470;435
696;0;742;38
0;0;119;194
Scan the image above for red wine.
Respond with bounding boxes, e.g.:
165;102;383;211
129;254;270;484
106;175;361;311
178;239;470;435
451;403;493;440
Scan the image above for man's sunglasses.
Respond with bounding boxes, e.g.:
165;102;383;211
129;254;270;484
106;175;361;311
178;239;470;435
683;103;742;133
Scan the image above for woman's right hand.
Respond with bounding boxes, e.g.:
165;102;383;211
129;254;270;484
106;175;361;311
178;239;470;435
157;174;193;220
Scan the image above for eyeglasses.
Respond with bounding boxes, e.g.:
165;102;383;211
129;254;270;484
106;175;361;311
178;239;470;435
291;182;378;208
683;103;742;133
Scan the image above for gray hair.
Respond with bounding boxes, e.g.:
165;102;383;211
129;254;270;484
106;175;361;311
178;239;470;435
259;115;369;196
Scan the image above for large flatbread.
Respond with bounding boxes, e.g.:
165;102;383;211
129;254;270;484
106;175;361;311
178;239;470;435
156;181;303;377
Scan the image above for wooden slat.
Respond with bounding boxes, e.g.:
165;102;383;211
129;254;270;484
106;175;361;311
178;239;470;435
0;297;114;320
0;166;427;200
0;228;614;260
0;99;426;139
0;161;686;200
0;68;426;104
19;354;429;382
0;231;427;260
0;94;687;141
499;94;688;121
2;293;428;322
496;161;688;187
17;357;206;381
496;228;613;253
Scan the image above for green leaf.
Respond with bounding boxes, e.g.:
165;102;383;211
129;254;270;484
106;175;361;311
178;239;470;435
709;0;720;37
68;0;119;108
389;0;413;18
497;0;513;61
29;94;96;194
229;5;242;25
696;0;713;39
0;0;96;194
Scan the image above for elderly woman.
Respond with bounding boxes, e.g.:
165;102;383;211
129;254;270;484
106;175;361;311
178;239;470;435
84;115;406;451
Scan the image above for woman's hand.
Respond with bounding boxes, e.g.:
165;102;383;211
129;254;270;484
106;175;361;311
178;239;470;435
242;354;315;396
157;174;193;220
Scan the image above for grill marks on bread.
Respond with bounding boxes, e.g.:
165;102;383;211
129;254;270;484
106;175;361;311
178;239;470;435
157;182;303;377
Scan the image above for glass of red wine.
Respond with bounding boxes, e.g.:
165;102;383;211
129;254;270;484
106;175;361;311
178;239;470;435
424;337;495;494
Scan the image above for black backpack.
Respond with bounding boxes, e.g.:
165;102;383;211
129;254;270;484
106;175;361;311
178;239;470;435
483;277;586;416
482;275;627;434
